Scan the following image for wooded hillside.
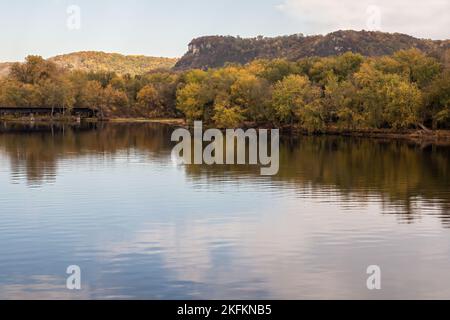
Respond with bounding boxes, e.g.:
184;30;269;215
175;30;450;70
49;51;178;75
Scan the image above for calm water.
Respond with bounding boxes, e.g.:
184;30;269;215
0;122;449;299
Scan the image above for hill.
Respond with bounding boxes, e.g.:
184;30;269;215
0;52;178;78
174;30;450;70
0;63;13;78
49;51;178;75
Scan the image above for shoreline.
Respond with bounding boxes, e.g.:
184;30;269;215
1;117;450;142
0;117;186;126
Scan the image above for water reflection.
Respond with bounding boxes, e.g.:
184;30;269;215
1;122;448;220
0;122;450;299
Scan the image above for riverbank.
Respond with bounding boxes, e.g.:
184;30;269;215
1;116;450;142
0;116;185;126
107;118;186;126
289;126;450;143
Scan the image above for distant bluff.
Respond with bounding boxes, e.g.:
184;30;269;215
174;30;450;70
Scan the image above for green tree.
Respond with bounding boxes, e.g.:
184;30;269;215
212;94;244;128
176;82;211;122
230;72;271;123
354;63;422;129
423;71;450;129
258;59;300;83
271;75;323;129
333;52;364;81
308;58;336;86
323;76;362;129
142;72;180;116
394;49;441;87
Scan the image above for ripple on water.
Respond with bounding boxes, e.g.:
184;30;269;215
0;124;450;299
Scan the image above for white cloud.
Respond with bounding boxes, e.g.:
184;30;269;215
276;0;450;39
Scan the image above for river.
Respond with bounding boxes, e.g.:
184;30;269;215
0;122;449;299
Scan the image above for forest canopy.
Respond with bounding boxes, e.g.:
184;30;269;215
0;49;449;131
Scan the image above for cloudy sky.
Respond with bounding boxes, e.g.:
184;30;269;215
1;0;449;61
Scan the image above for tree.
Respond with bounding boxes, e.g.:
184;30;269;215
110;76;126;91
307;53;364;86
212;94;244;128
142;72;180;116
1;48;446;130
103;85;129;116
230;72;271;123
389;49;441;88
323;76;362;128
423;71;450;129
333;52;364;81
308;58;336;86
382;76;422;129
176;82;210;122
78;81;105;118
271;75;323;128
354;63;422;129
372;56;404;75
39;79;75;116
0;80;41;107
295;101;326;133
137;84;162;116
181;69;209;84
10;55;58;85
87;71;117;88
259;59;300;83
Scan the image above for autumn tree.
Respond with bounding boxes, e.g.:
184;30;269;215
10;55;58;85
1;48;447;130
271;75;323;131
176;82;210;123
423;71;450;129
137;84;162;116
141;72;180;116
212;93;244;128
0;80;41;107
257;59;300;83
307;53;364;86
392;49;441;88
354;63;422;129
87;71;117;88
323;76;363;129
102;85;129;116
230;71;271;123
78;81;105;117
39;79;75;116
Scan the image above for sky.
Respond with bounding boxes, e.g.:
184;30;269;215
0;0;449;62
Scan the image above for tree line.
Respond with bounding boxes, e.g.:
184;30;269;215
0;49;449;131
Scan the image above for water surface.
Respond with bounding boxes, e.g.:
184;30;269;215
0;122;449;299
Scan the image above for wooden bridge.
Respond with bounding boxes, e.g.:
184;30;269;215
0;107;98;118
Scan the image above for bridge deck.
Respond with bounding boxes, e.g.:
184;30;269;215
0;107;98;117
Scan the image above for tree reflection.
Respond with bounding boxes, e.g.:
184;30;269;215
0;122;449;223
